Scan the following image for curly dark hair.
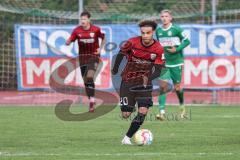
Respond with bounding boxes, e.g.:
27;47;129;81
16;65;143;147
138;20;157;30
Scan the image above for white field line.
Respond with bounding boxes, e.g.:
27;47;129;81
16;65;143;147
193;115;240;118
0;151;235;157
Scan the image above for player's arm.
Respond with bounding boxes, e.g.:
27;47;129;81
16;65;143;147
142;63;163;87
149;46;165;81
111;40;132;75
175;28;190;52
66;29;77;45
97;28;106;54
149;64;164;80
167;27;190;53
99;37;106;52
111;51;125;75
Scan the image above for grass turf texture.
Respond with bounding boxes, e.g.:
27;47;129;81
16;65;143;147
0;105;240;160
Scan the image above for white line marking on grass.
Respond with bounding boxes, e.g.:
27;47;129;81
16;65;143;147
222;115;240;118
194;115;240;119
0;152;235;157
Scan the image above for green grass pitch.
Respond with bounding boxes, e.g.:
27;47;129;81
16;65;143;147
0;105;240;160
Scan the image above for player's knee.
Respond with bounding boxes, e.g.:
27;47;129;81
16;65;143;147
138;107;148;115
160;86;168;93
84;82;94;89
160;82;168;89
122;112;131;119
86;77;94;83
132;113;146;125
84;77;95;88
160;81;169;92
174;84;181;91
87;69;96;78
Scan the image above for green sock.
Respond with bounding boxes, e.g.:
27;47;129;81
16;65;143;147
158;94;166;111
176;89;184;105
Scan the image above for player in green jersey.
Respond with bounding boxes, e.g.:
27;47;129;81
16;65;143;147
155;9;190;120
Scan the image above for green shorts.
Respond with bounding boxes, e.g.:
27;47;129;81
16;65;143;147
159;66;183;84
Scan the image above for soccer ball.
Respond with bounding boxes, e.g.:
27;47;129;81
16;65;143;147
133;129;153;145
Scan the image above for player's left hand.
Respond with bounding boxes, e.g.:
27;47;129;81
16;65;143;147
167;46;176;53
95;48;101;55
142;75;148;88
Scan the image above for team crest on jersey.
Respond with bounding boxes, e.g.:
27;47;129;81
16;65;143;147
168;31;172;36
90;32;95;37
150;53;156;60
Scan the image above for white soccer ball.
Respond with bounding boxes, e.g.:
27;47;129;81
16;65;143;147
133;129;153;145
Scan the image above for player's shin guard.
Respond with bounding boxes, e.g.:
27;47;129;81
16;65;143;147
176;89;184;105
84;78;95;99
126;113;146;138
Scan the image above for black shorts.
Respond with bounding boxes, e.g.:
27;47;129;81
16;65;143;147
120;81;153;112
80;58;99;78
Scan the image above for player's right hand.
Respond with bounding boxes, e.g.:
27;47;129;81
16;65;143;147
166;46;176;53
66;38;71;45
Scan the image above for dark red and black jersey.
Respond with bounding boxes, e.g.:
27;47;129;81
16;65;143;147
120;36;164;83
69;24;105;55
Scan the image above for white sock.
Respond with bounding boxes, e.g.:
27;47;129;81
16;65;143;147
160;109;165;114
90;97;95;103
124;135;130;140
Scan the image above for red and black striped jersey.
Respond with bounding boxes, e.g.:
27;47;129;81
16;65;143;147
120;36;164;83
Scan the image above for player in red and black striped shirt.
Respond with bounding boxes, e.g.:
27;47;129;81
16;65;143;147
66;11;105;112
112;20;164;145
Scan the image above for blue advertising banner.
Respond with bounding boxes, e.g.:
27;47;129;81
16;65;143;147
15;24;240;90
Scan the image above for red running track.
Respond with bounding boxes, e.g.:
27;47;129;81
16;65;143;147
0;90;239;106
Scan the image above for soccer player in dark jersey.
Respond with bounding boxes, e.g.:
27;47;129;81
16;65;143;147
66;11;105;112
112;20;164;145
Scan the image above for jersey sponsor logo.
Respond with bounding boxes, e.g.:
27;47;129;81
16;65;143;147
132;48;156;59
79;38;95;43
132;56;151;64
126;71;148;81
158;37;181;46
